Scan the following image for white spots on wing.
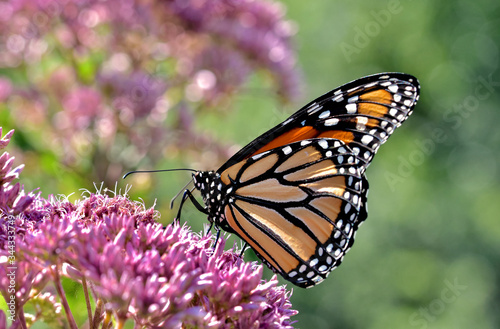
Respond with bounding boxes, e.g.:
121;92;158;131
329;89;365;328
361;135;373;145
344;202;351;213
338;146;347;154
345;103;357;114
252;150;270;160
389;108;398;117
388;84;398;93
404;99;412;106
319;110;330;119
282;146;293;155
332;94;344;102
393;94;402;102
307;103;322;114
299;264;307;273
348;95;359;103
325;118;339;126
337;155;344;164
301;140;311;146
325;150;332;157
318;139;329;149
282;117;294;126
356;116;368;131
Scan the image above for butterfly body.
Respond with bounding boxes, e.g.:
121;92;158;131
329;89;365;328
189;73;420;287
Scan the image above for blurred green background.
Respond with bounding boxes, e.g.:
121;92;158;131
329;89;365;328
2;0;500;328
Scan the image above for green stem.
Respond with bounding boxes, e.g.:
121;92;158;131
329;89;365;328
82;276;93;325
52;264;78;329
91;299;104;329
17;307;28;329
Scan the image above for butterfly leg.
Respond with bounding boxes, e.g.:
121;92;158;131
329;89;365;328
212;227;221;250
205;222;214;236
175;189;208;223
239;242;248;258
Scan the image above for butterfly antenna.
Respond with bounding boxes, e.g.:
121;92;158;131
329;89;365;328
122;168;198;210
122;168;197;179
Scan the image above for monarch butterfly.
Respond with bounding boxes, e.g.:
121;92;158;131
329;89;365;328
176;73;419;288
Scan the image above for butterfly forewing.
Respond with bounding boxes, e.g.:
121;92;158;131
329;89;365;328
217;73;420;173
216;138;367;287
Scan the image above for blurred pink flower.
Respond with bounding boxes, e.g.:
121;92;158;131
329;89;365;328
98;71;168;124
61;87;102;130
0;78;12;102
0;0;301;190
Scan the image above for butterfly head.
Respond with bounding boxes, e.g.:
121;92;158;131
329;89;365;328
192;170;226;223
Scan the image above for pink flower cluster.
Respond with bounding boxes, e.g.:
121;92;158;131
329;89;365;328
0;0;301;188
0;129;297;328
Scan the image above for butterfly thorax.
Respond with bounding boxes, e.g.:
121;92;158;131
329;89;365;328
192;171;229;228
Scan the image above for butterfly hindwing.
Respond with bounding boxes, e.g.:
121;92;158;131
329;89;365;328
217;138;367;287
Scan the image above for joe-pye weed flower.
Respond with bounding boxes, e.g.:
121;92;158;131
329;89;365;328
0;128;297;328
